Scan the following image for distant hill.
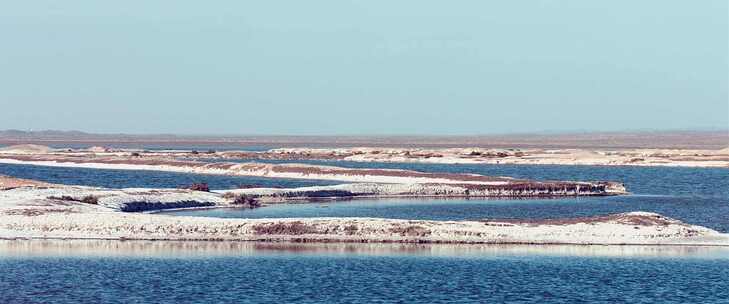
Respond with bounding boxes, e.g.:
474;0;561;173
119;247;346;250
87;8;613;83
0;129;727;150
0;130;92;138
0;130;179;141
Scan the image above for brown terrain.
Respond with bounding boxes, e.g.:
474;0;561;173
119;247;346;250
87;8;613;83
483;213;680;227
0;175;55;190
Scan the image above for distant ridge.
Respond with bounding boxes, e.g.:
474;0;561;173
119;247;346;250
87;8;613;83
0;130;93;137
0;129;727;150
0;130;179;140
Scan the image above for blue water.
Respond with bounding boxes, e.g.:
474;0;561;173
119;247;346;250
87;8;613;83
1;241;728;304
0;163;341;190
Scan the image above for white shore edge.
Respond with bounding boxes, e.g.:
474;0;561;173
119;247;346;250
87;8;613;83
0;157;510;185
0;157;628;197
277;147;729;168
1;184;727;246
0;147;724;246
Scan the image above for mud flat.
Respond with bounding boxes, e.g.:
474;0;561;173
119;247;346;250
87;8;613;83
0;176;726;245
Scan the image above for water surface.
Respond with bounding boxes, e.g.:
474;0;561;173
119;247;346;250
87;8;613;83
0;163;340;190
1;241;727;304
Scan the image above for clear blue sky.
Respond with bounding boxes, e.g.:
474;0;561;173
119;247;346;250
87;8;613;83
1;1;727;135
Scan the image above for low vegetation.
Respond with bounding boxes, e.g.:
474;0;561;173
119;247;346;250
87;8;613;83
389;225;431;237
80;195;99;204
223;193;261;208
343;224;359;235
47;195;99;205
181;183;210;192
252;221;318;235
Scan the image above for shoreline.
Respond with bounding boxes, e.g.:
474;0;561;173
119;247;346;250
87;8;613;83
3;211;727;246
3;236;729;247
0;178;726;246
0;155;725;247
3;240;729;261
145;194;595;214
260;147;729;168
2;144;729;169
0;156;628;197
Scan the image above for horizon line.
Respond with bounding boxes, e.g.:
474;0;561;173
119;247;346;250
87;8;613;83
2;127;728;138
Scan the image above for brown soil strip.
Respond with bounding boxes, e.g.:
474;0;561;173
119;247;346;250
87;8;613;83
482;213;678;227
0;175;56;190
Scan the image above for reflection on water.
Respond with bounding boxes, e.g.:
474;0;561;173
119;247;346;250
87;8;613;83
3;240;728;303
1;240;727;259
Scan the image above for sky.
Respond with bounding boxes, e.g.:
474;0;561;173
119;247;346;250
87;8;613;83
0;1;727;135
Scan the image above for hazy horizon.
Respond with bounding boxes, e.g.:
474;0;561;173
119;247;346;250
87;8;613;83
1;1;727;135
0;128;729;139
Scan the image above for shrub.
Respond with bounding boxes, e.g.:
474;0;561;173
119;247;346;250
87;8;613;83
343;224;359;235
230;194;261;209
252;221;317;235
81;195;99;204
182;183;210;192
389;225;431;237
48;195;76;201
47;195;99;205
221;192;236;199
